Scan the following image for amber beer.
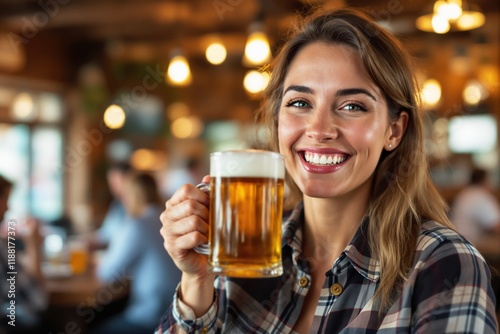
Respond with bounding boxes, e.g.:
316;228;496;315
207;150;285;277
67;237;88;275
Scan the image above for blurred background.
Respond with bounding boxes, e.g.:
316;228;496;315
0;0;498;228
0;0;498;331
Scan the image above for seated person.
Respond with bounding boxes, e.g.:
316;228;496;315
91;172;181;334
0;175;48;333
451;168;500;246
87;162;131;251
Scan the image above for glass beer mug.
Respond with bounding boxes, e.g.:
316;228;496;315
195;150;285;278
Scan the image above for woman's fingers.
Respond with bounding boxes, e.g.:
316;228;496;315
164;198;209;229
159;181;212;276
166;183;209;209
160;211;209;251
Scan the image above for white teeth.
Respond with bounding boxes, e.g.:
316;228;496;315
304;152;346;165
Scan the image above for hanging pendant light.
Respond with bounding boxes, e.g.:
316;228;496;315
205;36;227;65
416;0;485;34
166;48;192;86
103;104;126;129
243;70;270;94
421;79;442;108
242;22;271;67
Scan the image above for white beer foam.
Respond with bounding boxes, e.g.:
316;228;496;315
210;150;285;178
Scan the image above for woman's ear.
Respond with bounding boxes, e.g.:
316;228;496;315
385;111;408;150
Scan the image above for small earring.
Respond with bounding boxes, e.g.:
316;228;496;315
388;144;392;149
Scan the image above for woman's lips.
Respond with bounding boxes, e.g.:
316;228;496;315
299;150;350;173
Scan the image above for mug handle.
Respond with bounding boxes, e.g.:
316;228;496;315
193;182;210;255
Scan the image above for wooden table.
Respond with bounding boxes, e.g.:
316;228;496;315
46;266;129;307
43;260;130;333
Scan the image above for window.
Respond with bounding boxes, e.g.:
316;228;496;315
448;114;497;154
0;90;64;222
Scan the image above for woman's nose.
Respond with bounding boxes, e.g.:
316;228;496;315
305;108;339;142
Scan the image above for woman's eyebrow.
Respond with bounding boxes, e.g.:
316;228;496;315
335;88;377;102
284;85;377;102
283;85;314;95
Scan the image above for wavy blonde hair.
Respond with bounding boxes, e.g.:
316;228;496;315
256;7;453;310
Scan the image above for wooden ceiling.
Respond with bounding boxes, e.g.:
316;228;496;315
0;0;498;121
1;0;497;41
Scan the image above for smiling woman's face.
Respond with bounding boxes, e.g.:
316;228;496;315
278;42;399;202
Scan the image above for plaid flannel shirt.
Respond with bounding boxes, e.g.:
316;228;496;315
157;202;498;334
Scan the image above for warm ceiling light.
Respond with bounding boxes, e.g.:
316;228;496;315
103;104;126;129
446;0;463;20
243;23;271;67
166;102;190;121
416;0;484;34
463;84;481;105
431;14;451;34
206;42;227;65
243;70;270;94
435;0;463;20
456;11;485;30
463;79;488;105
12;92;35;121
421;79;442;107
167;51;192;86
171;116;203;139
130;148;166;171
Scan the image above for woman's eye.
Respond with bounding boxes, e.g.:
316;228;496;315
286;100;310;108
341;103;367;112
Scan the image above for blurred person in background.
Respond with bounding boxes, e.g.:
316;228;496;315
451;167;500;315
90;172;181;334
451;167;500;246
161;156;204;200
0;175;10;223
87;162;132;250
0;175;49;333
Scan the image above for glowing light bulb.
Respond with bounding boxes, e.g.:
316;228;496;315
167;54;192;86
243;70;270;94
447;0;463;20
463;80;487;105
456;11;485;30
171;116;203;139
431;14;450;34
206;42;227;65
421;79;442;107
103;104;126;129
12;93;35;120
243;31;271;66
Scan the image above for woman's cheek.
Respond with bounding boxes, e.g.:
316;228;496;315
278;115;300;151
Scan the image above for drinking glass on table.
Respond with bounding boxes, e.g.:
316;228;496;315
67;236;88;275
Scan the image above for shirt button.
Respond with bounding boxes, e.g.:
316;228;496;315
298;276;309;287
201;327;209;334
330;283;343;296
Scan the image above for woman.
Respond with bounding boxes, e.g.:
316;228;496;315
92;172;181;334
157;8;498;334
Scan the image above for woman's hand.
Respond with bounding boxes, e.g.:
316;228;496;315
160;176;216;316
160;175;212;280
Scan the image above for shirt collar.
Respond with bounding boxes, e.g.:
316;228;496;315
282;201;380;282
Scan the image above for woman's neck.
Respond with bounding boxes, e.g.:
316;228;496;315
301;194;368;267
